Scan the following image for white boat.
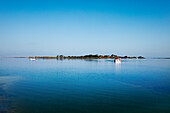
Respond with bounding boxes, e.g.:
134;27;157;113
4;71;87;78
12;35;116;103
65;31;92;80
30;58;36;61
114;57;121;63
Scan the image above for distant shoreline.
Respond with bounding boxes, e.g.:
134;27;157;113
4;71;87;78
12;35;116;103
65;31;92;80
27;57;145;59
152;57;170;59
25;54;145;59
2;56;170;59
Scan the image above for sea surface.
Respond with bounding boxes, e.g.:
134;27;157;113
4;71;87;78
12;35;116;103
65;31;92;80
0;58;170;113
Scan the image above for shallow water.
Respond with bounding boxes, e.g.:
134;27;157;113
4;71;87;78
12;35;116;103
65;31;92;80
0;58;170;113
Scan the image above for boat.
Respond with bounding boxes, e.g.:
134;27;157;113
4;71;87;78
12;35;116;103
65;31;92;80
30;58;36;61
114;57;121;63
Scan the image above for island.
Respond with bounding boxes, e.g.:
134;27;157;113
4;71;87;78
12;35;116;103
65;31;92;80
27;54;145;59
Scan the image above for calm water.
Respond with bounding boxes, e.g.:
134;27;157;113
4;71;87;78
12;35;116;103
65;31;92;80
0;58;170;113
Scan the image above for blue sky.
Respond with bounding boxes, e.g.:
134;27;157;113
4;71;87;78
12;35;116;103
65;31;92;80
0;0;170;57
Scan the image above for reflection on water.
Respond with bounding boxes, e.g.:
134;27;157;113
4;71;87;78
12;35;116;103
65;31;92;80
0;58;170;113
115;63;121;74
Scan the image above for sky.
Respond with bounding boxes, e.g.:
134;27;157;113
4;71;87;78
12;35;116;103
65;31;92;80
0;0;170;57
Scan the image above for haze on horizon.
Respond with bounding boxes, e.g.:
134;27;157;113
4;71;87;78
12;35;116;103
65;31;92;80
0;0;170;57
